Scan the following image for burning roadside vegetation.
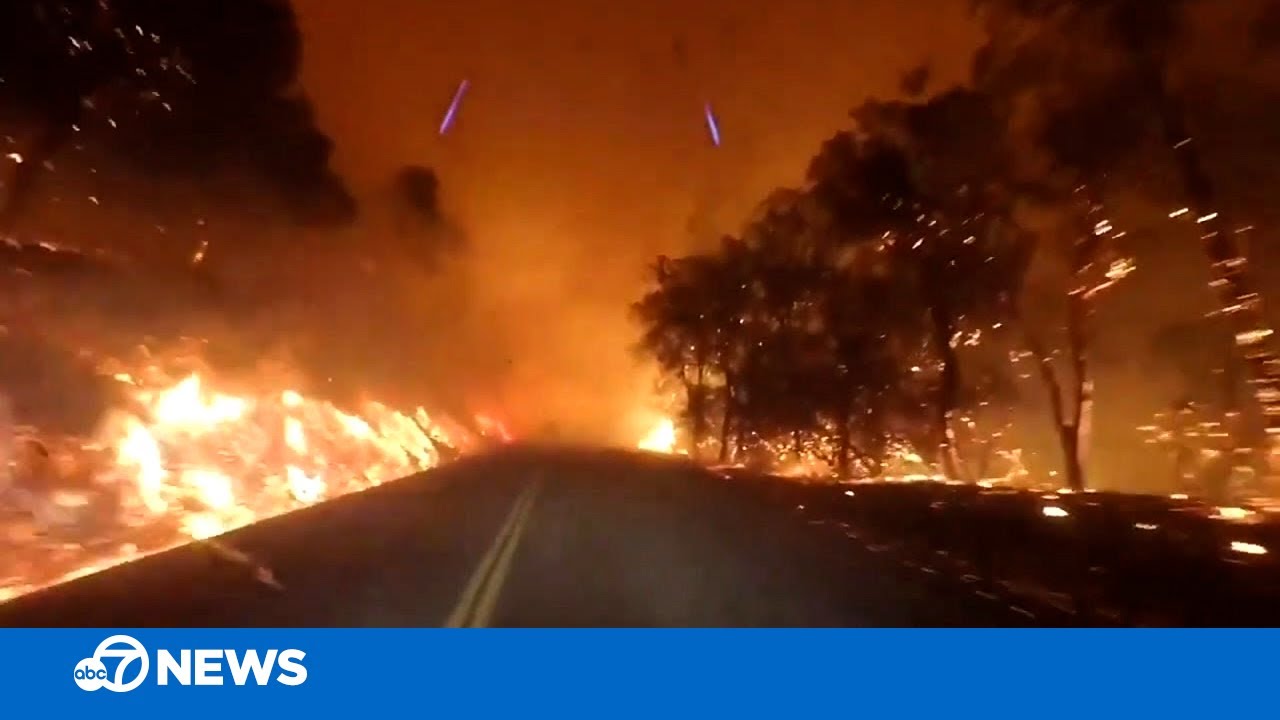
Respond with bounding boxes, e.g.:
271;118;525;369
0;2;522;603
0;239;510;603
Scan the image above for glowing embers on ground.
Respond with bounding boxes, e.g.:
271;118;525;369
0;359;482;602
630;417;1029;486
1230;540;1268;556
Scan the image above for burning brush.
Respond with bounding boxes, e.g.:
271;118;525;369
0;346;491;603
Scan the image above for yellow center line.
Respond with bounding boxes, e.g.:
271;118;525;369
443;479;540;628
469;484;538;628
443;484;534;628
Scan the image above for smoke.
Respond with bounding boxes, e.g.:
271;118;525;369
0;1;388;436
289;0;984;443
13;0;1280;483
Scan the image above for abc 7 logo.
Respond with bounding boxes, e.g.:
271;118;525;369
73;635;149;693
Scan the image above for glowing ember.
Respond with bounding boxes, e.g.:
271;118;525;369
1212;506;1256;522
0;356;477;602
637;418;678;454
1230;541;1268;556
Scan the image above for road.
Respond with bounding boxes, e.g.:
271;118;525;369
0;447;1036;627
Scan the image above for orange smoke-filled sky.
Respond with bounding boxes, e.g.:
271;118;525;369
292;0;982;441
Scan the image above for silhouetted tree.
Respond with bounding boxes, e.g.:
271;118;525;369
0;0;354;234
858;75;1143;491
806;120;1028;480
818;268;914;477
634;253;728;457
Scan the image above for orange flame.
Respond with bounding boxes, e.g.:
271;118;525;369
637;418;678;454
0;357;476;602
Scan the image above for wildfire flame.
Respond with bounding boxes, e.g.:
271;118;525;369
637;418;678;454
0;356;482;603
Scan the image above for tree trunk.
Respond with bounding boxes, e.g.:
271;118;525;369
830;382;857;479
1059;422;1085;492
717;388;735;464
1034;189;1115;492
974;442;993;482
927;304;965;480
835;410;853;479
685;359;710;460
1066;238;1094;490
1025;329;1086;492
1143;53;1280;447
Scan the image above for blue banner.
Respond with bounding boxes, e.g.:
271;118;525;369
0;629;1268;717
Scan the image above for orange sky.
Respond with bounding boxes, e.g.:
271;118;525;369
291;0;983;442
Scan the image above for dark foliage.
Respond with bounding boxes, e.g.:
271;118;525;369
0;0;355;230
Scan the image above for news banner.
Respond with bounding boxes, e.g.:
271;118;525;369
0;629;1268;717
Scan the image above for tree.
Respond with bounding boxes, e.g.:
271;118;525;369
1017;202;1133;491
0;0;354;235
806;112;1029;480
818;266;914;477
976;0;1280;457
634;252;737;457
703;236;754;462
731;190;830;459
866;66;1139;492
638;138;1024;479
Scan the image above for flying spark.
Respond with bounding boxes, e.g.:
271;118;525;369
438;79;470;135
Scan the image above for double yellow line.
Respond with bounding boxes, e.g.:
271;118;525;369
444;479;540;628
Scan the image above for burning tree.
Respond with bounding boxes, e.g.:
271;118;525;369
816;261;915;478
806;103;1030;481
728;191;833;464
635;124;1029;478
976;0;1280;485
635;44;1161;488
633;251;733;458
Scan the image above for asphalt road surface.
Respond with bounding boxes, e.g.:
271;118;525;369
0;447;1037;627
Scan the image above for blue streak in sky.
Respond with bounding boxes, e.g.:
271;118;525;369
703;102;721;147
439;79;470;135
